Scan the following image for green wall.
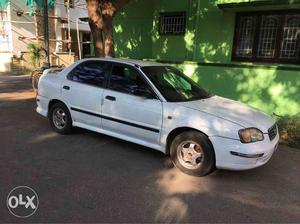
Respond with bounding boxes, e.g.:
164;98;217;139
177;63;300;117
151;0;192;61
114;0;300;116
114;0;154;59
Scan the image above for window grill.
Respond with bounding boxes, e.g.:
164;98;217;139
235;16;256;57
257;16;280;58
232;10;300;64
280;15;300;60
64;0;74;8
159;12;186;35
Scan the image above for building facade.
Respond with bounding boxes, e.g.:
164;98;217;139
113;0;300;116
0;0;92;73
0;0;299;116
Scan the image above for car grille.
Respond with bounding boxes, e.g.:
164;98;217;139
268;124;278;141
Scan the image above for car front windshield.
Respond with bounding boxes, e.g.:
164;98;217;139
141;66;212;102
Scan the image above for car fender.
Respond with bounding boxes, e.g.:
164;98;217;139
160;102;243;151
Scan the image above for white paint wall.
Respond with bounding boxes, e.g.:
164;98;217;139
55;0;90;31
55;0;90;53
9;0;37;54
0;3;13;72
0;0;90;72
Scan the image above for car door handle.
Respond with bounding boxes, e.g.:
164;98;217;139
63;85;70;90
105;95;116;101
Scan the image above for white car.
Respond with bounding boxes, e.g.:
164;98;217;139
36;58;279;176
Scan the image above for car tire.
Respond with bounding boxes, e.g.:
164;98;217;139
49;102;73;134
170;131;215;176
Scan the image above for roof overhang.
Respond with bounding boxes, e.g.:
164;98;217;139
217;0;300;10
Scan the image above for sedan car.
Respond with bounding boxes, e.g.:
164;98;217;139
36;58;279;176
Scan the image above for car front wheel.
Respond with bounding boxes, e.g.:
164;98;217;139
170;131;215;176
49;102;73;134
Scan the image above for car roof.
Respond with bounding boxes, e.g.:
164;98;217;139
79;58;165;67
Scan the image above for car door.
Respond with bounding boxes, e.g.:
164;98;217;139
61;60;110;128
101;63;163;145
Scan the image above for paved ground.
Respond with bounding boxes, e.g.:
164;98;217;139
0;75;300;223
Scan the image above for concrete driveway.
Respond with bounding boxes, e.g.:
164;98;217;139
0;75;299;223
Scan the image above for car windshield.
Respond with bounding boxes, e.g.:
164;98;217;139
141;66;212;102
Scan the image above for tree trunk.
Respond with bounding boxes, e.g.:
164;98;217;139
103;15;115;57
86;0;104;57
86;0;131;57
89;21;105;57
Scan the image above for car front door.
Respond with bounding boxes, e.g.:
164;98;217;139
101;63;163;145
62;60;110;128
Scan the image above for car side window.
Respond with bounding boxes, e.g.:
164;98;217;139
109;64;153;96
67;61;107;88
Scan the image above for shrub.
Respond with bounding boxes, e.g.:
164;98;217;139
276;116;300;149
27;43;44;68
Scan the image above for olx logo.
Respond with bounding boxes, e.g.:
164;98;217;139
7;186;39;218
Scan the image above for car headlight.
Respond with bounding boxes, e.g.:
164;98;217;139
238;128;264;143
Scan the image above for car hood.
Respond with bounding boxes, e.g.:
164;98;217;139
176;96;275;132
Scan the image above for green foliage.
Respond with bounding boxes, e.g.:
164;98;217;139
27;43;44;68
277;116;300;149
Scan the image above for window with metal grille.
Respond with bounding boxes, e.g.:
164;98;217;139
257;15;280;58
235;16;256;58
232;11;300;64
280;15;300;60
64;0;74;8
159;12;186;35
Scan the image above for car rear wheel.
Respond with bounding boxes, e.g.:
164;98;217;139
49;102;73;134
170;131;215;176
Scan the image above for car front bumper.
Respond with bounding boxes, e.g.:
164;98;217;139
209;133;279;171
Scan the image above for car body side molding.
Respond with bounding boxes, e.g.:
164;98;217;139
70;107;160;133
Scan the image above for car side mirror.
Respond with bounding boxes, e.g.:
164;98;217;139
133;87;155;99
